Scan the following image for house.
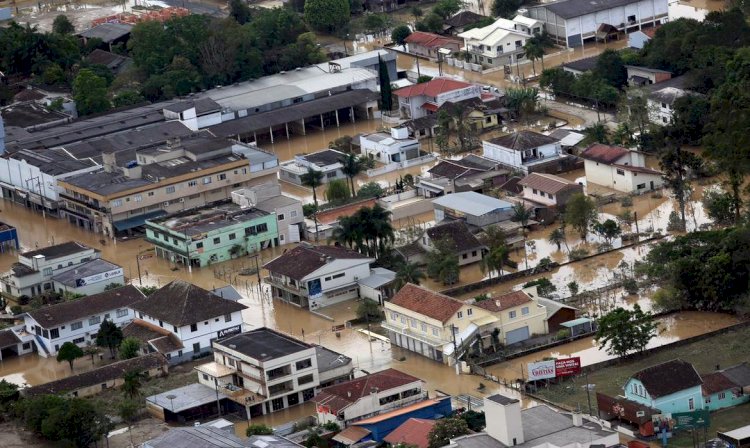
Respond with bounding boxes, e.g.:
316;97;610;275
145;199;279;268
548;128;585;149
0;241;101;298
458;16;543;68
359;127;421;164
24;353;167;398
77;22;133;51
85;49;133;76
57;132;279;236
580;143;664;193
357;267;397;304
351;397;453;442
420;220;487;266
624;359;704;414
0;327;35;361
24;285;145;357
195;327;353;419
702;363;750;411
628;27;658;49
128;280;247;363
626;65;672;86
472;288;549;345
432;191;515;228
233;183;304;246
646;78;698;125
444;11;489;35
417;155;507;197
482;130;565;174
383;418;437;448
279;149;347;186
536;297;577;333
394;78;482;120
561;54;600;76
162;98;223;131
404;32;463;59
525;0;669;47
449;395;619;448
263;243;374;309
313;368;426;426
518;173;583;208
51;258;125;297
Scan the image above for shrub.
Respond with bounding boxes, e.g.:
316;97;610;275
247;424;273;436
568;248;589;261
10;305;22;315
620;196;633;207
622;278;638;295
555;328;571;340
322;421;340;431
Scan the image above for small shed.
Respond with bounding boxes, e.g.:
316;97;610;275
560;317;594;337
596;24;619;43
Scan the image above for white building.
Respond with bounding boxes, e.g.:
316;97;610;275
524;0;668;47
195;328;353;420
359;127;421;164
51;259;124;297
357;267;396;305
24;285;145;357
264;243;375;310
394;78;482;120
313;368;426;426
458;16;544;68
279;149;348;186
232;183;304;246
580;143;664;193
162;98;223;131
1;241;100;298
482;130;564;174
127;280;247;363
647;81;697;125
517;172;583;207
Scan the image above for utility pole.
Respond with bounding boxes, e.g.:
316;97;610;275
136;246;143;286
214;377;222;416
451;324;460;375
585;371;593;415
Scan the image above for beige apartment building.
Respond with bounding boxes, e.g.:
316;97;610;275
57;133;279;236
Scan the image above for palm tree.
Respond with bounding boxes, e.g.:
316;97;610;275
340;153;364;197
523;40;544;76
357;204;394;259
332;216;363;250
481;225;507;251
548;227;567;252
122;370;144;398
511;202;533;270
394;261;425;289
531;31;553;71
480;245;509;279
300;167;324;207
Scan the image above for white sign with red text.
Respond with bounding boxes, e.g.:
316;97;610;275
527;360;556;381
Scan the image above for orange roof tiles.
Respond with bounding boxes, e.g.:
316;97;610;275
389;283;464;323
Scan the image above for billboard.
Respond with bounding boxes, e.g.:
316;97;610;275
74;267;124;287
672;410;710;430
527;357;582;381
217;325;242;339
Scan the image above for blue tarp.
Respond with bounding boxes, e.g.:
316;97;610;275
113;210;167;231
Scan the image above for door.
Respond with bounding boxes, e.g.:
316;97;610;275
505;326;530;345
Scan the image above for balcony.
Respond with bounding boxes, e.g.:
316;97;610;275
381;321;445;348
264;276;308;296
60;193;107;213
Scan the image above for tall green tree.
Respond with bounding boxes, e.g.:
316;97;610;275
325;179;351;202
379;56;393;112
119;337;141;360
491;0;523;18
52;15;75;34
564;193;598;239
595;304;657;358
426;238;460;285
122;370;145;398
391;25;412;50
56;342;84;372
548;227;567;252
304;0;350;33
332;215;363;250
394;261;425;289
340;152;364;196
118;399;140;448
95;319;124;359
523;39;544;76
433;0;462;18
659;139;702;230
73;68;111;116
594;49;628;89
480;245;509;278
229;0;252;24
301;167;325;208
592;219;621;245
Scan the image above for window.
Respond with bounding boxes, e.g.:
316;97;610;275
487;58;492;64
116;309;128;318
188;180;197;187
326;172;337;178
627;14;636;22
632;384;637;394
190;323;198;332
391;312;398;320
71;321;83;331
133;194;143;203
203;177;212;185
148;191;154;197
409;318;416;328
705;395;711;404
421;323;427;332
224;314;232;322
533;189;538;195
72;337;85;344
509;310;517;319
432;328;439;336
278;213;285;221
616;169;625;176
112;199;123;207
192;342;201;353
257;223;268;233
401;317;406;324
229;233;236;240
196;242;203;249
467;308;473;316
290;210;298;218
89;316;101;326
298;374;314;385
472;251;477;257
296;359;312;370
548;193;554;199
522;307;529;315
173;326;178;332
217;173;227;181
50;328;59;339
166;186;175;194
719;392;726;400
688;398;695;410
213;237;220;244
43;267;53;276
457;311;464;319
158;320;163;327
462;253;468;259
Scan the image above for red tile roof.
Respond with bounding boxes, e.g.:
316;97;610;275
394;78;474;98
384;418;436;448
580;143;630;164
701;372;738;396
404;31;462;49
389;283;464;323
313;369;422;414
518;172;581;194
474;290;532;312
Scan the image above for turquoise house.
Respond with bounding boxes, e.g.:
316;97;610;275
623;359;704;414
701;363;750;411
145;200;278;268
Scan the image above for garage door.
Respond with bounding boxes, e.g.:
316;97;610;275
506;326;530;345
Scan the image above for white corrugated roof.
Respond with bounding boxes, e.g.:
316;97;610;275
432;191;513;216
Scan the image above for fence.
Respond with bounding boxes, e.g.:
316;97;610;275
365;153;437;177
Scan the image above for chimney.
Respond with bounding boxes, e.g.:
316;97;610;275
572;411;583;427
484;394;524;446
102;152;117;173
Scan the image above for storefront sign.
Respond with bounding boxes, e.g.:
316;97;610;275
527;360;556;381
74;267;124;287
555;357;582;376
217;325;241;339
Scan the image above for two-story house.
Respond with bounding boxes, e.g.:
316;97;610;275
195;327;352;420
24;285;145;357
313;368;426;426
624;359;704;414
473;288;548;345
517;172;583;222
419;220;487;267
580;143;664;193
482;131;566;174
458;16;541;68
264;243;374;310
394;78;482;120
279;149;348;186
1;241;101;298
127;280;247;363
403;32;462;59
359;127;421;164
51;259;125;297
232;183;304;246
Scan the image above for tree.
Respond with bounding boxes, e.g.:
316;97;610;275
592;219;621;246
357;299;382;321
428;417;470;448
118;399;140;448
83;344;100;362
56;341;84;372
433;0;462;18
113;90;144;108
416;12;444;33
523;278;556;296
394;262;425;289
379;56;393;112
358;182;383;198
491;0;523;18
548;227;566;251
52;14;75;34
582;122;610;145
0;379;19;405
229;0;252;25
702;186;736;226
20;395;113;448
595;304;657;358
435;109;452;152
247;424;274;436
594;49;627;89
670;94;710;145
391;25;412;50
119;337;141;360
480;245;509;278
122;370;145;398
325;179;351;202
301;167;325;207
511;202;532;228
138;285;158;296
426;239;460;285
659;141;702;230
481;225;507;251
460;410;486;432
567;281;579;297
73;68;111;116
364;13;390;36
95;319;124;359
304;0;350;33
340;152;364;196
564;193;598;239
411;5;423;20
505;87;539;123
523;39;544;76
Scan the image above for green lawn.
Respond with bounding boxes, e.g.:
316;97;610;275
533;324;750;414
669;403;750;448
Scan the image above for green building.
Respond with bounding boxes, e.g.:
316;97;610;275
145;200;278;268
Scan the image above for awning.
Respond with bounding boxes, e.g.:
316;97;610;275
421;102;439;112
561;317;593;327
417;181;444;194
333;426;371;445
113;210;167;231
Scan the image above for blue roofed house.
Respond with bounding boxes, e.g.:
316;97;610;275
624;359;704;414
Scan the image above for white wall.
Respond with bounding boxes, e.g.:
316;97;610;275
341;380;424;422
584;160;663;192
648;98;673;125
482;141;522;168
522;185;557;206
0;157;99;203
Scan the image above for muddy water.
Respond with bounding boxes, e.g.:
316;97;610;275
485;311;740;382
0;350;99;386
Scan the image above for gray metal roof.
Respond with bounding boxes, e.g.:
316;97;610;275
432;192;513;216
211;285;244;302
357;267;396;289
10;148;98;176
78;23;133;42
535;0;645;19
51;258;122;287
147;383;230;413
145;426;252;448
315;345;352;373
